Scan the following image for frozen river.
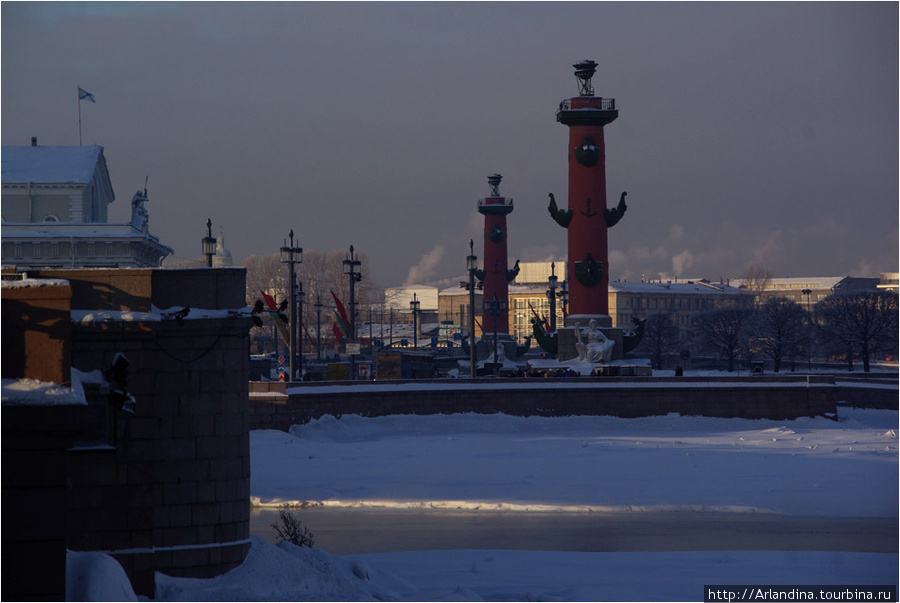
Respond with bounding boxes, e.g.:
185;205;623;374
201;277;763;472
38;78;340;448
250;507;897;555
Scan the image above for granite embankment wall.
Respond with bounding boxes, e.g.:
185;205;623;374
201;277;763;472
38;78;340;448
247;375;854;432
17;267;253;598
833;375;899;410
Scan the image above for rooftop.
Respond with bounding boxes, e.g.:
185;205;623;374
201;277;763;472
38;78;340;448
2;145;106;185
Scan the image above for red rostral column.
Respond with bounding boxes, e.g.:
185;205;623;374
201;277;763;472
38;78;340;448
476;174;518;338
551;60;626;327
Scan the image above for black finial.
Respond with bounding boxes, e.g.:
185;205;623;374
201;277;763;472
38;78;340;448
573;60;598;96
488;174;502;196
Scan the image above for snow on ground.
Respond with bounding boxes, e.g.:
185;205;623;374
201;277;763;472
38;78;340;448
251;409;898;517
144;537;896;602
68;406;898;601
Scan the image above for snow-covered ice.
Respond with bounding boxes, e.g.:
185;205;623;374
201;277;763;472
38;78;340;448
251;409;898;517
67;406;898;601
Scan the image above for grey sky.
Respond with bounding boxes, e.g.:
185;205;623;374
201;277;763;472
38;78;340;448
2;2;897;289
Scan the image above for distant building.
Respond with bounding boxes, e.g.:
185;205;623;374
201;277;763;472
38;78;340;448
609;279;754;336
508;283;567;344
1;142;172;268
212;230;234;267
730;276;881;305
383;285;439;328
437;286;484;338
877;272;899;293
504;261;754;344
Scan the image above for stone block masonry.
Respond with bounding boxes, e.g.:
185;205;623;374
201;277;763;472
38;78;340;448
247;375;840;433
28;267;253;598
2;405;88;601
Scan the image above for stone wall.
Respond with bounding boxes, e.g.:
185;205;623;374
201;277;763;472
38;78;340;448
1;279;72;383
834;376;899;410
247;375;839;432
30;267;252;597
2;405;87;601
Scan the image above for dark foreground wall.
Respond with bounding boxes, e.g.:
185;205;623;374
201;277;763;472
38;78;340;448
248;375;843;432
24;267;252;598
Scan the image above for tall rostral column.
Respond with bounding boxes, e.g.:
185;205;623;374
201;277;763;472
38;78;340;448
475;174;519;347
550;60;627;328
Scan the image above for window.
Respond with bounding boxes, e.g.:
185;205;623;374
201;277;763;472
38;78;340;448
43;215;60;222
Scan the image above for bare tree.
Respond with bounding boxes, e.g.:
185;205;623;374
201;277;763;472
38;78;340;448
815;291;898;372
750;297;806;372
692;308;753;372
244;253;284;306
301;249;383;325
245;249;384;356
738;264;773;307
637;313;680;370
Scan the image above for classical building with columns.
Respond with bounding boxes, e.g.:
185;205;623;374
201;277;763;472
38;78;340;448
2;142;172;269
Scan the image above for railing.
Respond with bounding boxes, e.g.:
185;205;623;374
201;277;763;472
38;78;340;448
557;97;617;114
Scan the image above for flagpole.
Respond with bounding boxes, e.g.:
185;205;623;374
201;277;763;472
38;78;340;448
77;85;82;145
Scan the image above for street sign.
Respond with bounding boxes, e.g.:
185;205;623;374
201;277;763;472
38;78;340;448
277;354;286;365
346;343;361;355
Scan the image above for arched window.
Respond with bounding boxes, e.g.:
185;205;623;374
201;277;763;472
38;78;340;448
43;215;60;222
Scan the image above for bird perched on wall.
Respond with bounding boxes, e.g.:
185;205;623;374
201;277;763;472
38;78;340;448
161;306;190;324
171;306;190;324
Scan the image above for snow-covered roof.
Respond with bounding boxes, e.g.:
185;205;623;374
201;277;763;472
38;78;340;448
2;145;105;185
730;277;846;291
609;281;746;295
2;222;163;239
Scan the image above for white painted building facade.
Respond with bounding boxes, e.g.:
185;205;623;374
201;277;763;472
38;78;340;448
2;143;173;268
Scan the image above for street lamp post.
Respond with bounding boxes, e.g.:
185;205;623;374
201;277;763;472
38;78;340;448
342;246;362;379
201;218;217;267
297;281;305;380
547;262;559;332
314;295;323;362
485;293;506;376
558;278;569;318
280;230;303;381
410;293;421;349
802;288;812;371
459;239;479;378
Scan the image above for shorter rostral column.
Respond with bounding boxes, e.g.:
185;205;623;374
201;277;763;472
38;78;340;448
474;174;520;360
550;59;628;329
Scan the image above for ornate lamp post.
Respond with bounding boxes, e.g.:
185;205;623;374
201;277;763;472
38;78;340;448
280;230;303;381
314;295;323;362
485;293;507;376
410;293;421;349
802;288;812;371
201;218;217;267
547;262;559;332
466;240;479;377
342;246;362;379
558;278;569;317
297;281;305;379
